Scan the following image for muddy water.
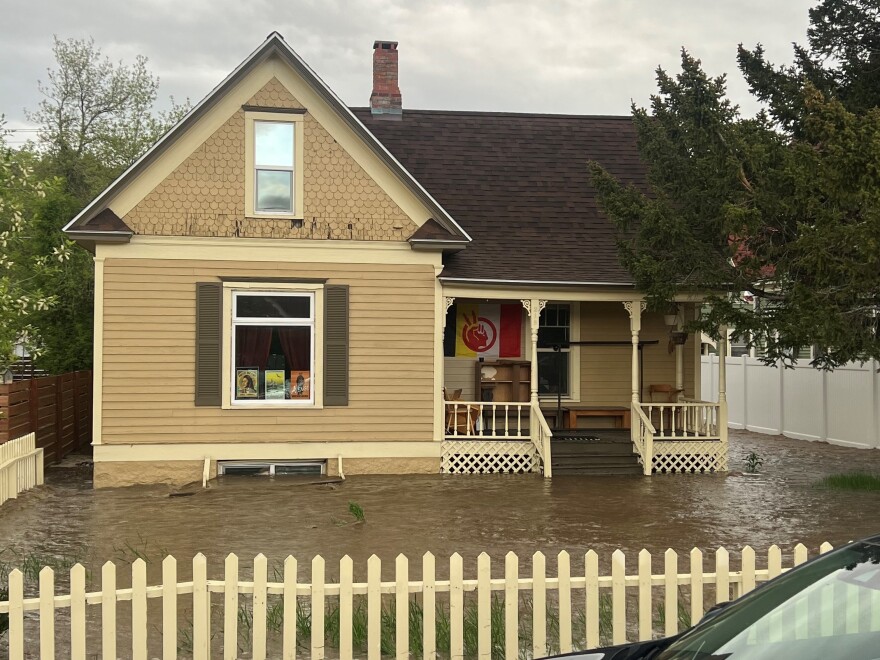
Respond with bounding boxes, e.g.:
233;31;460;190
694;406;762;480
3;430;880;657
1;430;879;580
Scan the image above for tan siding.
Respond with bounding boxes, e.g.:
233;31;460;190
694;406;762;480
578;302;695;406
123;78;417;241
101;258;435;445
443;358;477;400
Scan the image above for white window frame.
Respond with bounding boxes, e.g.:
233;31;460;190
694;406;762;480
221;283;324;409
533;302;582;402
244;111;305;220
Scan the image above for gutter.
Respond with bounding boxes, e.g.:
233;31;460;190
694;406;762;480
438;277;636;287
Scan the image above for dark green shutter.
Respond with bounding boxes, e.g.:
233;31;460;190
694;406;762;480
324;285;349;406
195;282;222;406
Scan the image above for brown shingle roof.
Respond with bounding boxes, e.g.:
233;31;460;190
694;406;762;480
353;108;647;285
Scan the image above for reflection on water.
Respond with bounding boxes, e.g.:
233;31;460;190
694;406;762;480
1;430;879;580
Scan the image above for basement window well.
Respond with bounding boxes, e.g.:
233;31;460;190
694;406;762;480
218;461;325;476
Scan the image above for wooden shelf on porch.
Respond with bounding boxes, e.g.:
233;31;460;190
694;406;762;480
475;360;530;403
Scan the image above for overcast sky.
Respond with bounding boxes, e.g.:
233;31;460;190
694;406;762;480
2;0;816;143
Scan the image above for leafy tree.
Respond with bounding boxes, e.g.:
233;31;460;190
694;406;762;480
27;37;189;202
0;120;73;371
16;37;189;374
590;0;880;369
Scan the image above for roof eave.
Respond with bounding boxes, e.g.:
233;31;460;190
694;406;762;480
64;229;133;243
409;239;468;253
438;276;637;288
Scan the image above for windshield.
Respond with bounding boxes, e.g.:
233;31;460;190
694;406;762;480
657;541;880;660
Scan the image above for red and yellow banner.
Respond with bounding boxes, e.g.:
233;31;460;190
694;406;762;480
455;303;522;358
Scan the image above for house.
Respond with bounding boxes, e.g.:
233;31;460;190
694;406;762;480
63;33;729;487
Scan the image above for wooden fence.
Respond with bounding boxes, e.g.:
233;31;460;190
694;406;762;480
0;371;91;463
0;543;836;659
0;433;44;506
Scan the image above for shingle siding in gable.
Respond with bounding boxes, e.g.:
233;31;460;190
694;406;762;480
122;78;416;241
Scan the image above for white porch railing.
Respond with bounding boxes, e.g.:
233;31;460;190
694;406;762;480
639;401;721;440
441;401;551;476
444;401;530;439
632;401;728;475
631;403;655;476
531;400;553;478
0;432;44;507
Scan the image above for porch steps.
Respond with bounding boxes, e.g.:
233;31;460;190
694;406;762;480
550;432;643;476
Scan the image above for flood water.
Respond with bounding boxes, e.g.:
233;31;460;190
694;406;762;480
2;429;879;579
3;430;880;657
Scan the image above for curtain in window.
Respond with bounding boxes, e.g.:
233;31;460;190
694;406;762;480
278;327;310;370
236;326;273;370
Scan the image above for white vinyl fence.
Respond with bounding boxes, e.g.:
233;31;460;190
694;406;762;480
702;355;880;450
0;433;44;506
1;543;836;659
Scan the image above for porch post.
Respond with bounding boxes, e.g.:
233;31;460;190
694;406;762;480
718;326;729;460
675;310;684;401
623;301;645;403
521;298;547;404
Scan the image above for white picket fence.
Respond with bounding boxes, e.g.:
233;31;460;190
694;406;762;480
701;355;880;449
1;543;834;659
0;433;44;507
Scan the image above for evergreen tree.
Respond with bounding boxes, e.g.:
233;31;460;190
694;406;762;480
591;0;880;369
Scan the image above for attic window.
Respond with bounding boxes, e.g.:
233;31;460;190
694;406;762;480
245;111;304;219
255;121;294;212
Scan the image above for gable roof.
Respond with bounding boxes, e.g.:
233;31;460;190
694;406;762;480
354;109;648;286
63;33;470;243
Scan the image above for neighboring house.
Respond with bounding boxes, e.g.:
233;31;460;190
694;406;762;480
64;34;729;487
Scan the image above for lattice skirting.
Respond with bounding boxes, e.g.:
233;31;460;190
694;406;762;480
651;441;728;474
441;440;540;474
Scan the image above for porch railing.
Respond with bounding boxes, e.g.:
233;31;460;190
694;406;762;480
444;401;530;439
531;400;553;478
639;400;721;440
442;401;551;476
631;403;655;476
633;400;728;474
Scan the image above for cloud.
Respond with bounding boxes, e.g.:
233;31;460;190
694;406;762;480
1;0;815;138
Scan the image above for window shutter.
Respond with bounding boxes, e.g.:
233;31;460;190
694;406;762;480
324;285;349;406
195;282;222;406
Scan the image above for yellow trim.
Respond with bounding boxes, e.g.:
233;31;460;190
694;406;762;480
433;266;444;442
98;235;442;267
442;284;642;303
92;257;105;446
244;110;305;219
442;284;706;305
93;441;441;462
221;282;325;410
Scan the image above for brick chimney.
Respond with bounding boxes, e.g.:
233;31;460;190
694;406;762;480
370;40;402;119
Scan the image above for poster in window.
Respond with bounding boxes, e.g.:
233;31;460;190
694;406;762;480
264;370;286;399
289;370;311;399
235;368;259;399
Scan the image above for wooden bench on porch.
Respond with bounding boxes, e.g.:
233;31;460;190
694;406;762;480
540;404;632;430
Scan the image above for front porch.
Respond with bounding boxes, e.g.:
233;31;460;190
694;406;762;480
439;295;730;477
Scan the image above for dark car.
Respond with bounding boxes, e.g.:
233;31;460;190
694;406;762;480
552;533;880;660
